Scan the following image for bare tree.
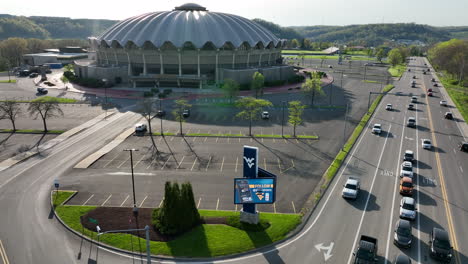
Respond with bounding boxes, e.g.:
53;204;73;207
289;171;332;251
172;99;192;135
0;100;22;131
136;98;159;153
27;97;63;132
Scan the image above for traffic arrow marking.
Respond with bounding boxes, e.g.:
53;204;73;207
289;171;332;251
315;242;334;261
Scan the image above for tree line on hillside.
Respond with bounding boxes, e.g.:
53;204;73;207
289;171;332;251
0;14;117;40
0;37;87;70
429;39;468;86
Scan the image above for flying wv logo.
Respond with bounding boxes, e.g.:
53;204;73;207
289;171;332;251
243;157;255;168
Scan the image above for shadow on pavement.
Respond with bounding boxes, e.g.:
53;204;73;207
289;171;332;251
346;189;380;212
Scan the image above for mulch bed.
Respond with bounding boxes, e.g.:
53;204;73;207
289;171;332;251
81;207;227;242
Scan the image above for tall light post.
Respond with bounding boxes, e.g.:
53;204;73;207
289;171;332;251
281;101;286;137
124;148;139;215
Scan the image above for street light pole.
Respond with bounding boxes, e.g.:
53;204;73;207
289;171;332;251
124;148;139;215
159;99;163;136
281;101;286;137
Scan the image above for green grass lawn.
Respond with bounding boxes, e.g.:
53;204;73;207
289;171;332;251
388;64;407;77
187;133;244;137
52;191;76;208
53;191;302;257
0;79;16;83
363;80;380;83
438;76;468;122
0;129;65;134
152;132;176;136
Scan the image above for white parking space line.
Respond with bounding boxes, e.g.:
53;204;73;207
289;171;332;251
273;203;277;213
170;136;175;141
461;166;464;173
190;158;198;171
158;198;164;208
103;154;119;168
146;157;156;170
204;137;208;142
206;156;212;171
176;156;185;170
101;194;112;206
197;197;201;208
0;239;10;264
235;157;239;172
291;201;296;214
235;204;238;211
220;157;225;171
116;155;130;168
263;158;267;170
82;194;94;206
216;198;219;210
277;158;282;172
291;159;295;167
133;154;146;168
284;138;288;144
120;195;129;207
139;196;148;207
161;156;171;170
453;149;456;154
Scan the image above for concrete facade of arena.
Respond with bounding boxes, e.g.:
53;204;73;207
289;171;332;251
73;3;294;88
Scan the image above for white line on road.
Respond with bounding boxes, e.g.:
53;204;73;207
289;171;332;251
176;156;185;170
216;198;219;210
83;194;94;206
120;195;129;207
139;195;148;207
460;166;464;173
197;197;201;208
347;125;392;264
235;157;238;172
205;156;212;171
101;194;112;206
190;158;198;171
0;239;10;264
291;201;296;214
220;157;225;171
278;158;282;173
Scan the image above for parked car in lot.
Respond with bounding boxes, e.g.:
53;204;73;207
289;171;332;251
372;124;382;134
444;112;453;120
135;123;147;132
429;227;453;262
400;161;414;178
403;150;415;163
182;109;190;118
399;177;414;196
392;254;412;264
394;219;413;248
407;117;416;127
342;177;360;200
440;100;447;106
29;72;38;78
411;96;418;103
408;104;415;110
412;75;416;79
422;139;432;149
156;110;166;117
36;87;48;94
261;111;270;119
399;197;417;221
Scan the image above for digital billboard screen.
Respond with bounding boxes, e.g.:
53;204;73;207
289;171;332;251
234;178;276;204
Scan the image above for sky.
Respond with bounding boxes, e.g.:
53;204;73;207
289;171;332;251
2;0;468;27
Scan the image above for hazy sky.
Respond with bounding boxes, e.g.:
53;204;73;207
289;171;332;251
2;0;468;27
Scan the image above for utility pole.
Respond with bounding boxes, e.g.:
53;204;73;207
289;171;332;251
124;148;139;216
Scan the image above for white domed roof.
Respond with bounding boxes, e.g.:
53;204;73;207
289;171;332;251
97;4;281;49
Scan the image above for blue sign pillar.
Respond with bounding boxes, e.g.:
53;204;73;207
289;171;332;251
243;146;258;214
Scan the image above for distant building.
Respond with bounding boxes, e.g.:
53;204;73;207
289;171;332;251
393;39;426;46
74;3;293;88
323;47;340;55
23;46;88;66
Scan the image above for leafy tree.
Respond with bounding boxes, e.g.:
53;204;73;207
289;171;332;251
251;72;265;98
290;39;300;49
365;48;374;57
388;48;403;66
288;101;305;137
172;99;192;135
429;39;468;84
27;97;64;132
180;182;200;230
375;48;385;62
302;72;325;106
0;37;28;66
222;79;240;102
0;101;22;131
235;97;272;136
136;98;159;153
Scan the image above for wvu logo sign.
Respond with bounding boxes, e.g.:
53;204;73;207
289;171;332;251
244;157;255;168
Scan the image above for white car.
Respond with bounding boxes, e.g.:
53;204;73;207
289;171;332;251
400;197;417;221
342;177;360;200
440;100;447;106
135;123;147;132
261;111;270;119
400;161;414;178
372;124;382;134
422;139;432;149
385;104;393;111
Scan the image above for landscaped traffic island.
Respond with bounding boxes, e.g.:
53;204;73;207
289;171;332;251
53;191;301;257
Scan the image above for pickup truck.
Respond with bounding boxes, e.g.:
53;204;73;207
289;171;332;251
353;235;378;263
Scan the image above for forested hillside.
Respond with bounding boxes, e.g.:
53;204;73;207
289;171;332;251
0;14;117;39
252;19;302;40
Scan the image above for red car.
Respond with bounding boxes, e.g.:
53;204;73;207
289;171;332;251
428;92;433;97
428;88;433;92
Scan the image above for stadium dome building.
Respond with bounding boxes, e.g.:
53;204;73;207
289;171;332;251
75;3;294;88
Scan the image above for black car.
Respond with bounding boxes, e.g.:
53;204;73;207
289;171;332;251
36;87;48;94
182;109;190;118
431;78;436;82
429;227;453;262
156;110;166;118
394;219;412;248
445;112;453;120
459;142;468;152
433;83;438;87
29;72;38;78
393;254;411;264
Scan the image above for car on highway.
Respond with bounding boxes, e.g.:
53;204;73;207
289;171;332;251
427;68;431;72
399;197;417;221
328;65;333;68
353;235;378;263
411;80;416;85
440;100;447;106
261;111;270;119
411;82;416;88
182;109;190;118
399;177;414;196
392;254;412;264
407;117;416;127
428;88;433;92
394;219;413;248
408;69;411;72
429;227;453;262
400;161;413;178
135;123;147;132
423;70;426;75
427;92;433;97
155;110;166;117
444;112;453;120
36;87;48;94
386;104;393;111
431;78;436;82
403;150;415;163
372;124;382;134
433;83;438;87
411;96;418;103
422;139;432;149
408;104;415;110
342;177;360;200
412;75;416;79
459;142;468;152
